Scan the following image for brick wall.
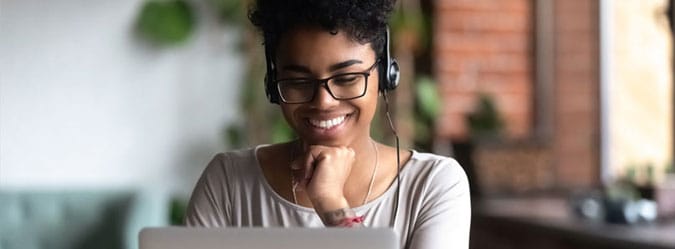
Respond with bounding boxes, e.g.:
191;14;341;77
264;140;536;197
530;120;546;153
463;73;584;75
434;0;533;141
433;0;601;191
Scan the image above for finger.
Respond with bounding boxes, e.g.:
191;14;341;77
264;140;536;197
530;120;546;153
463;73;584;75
295;178;309;192
290;159;302;170
303;150;319;179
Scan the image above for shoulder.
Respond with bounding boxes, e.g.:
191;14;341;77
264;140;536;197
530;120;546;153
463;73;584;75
200;147;261;182
406;152;467;182
216;147;258;164
404;151;470;196
401;152;472;249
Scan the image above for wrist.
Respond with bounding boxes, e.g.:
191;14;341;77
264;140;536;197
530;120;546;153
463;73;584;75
311;195;349;214
319;207;364;227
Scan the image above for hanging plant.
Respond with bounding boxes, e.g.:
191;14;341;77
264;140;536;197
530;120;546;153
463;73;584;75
390;7;430;54
415;76;441;121
135;0;195;46
413;76;441;149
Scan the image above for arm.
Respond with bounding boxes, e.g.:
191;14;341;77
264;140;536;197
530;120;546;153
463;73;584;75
291;145;363;227
184;154;231;227
407;159;471;249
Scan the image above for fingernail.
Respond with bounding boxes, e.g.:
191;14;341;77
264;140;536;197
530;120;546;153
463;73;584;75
290;164;299;170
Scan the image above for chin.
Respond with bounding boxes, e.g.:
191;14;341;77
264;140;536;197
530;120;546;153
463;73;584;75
299;134;353;147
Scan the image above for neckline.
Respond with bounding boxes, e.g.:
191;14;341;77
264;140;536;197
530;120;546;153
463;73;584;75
252;144;417;213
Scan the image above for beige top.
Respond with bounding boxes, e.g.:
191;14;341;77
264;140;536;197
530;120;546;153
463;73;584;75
185;145;471;249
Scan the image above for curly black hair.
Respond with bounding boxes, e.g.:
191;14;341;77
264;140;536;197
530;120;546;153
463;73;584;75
248;0;397;59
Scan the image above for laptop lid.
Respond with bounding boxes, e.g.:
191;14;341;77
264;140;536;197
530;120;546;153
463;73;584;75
139;227;399;249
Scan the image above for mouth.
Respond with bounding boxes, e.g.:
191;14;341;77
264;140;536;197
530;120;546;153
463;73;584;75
308;115;348;130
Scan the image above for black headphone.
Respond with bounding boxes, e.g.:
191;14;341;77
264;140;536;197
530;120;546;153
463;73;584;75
264;28;400;104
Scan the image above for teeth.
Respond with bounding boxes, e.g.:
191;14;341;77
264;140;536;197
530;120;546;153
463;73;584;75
310;116;346;129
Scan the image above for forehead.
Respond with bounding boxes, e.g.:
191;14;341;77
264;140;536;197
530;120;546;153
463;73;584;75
275;26;376;69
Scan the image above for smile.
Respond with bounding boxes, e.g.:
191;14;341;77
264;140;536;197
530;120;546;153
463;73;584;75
308;115;347;129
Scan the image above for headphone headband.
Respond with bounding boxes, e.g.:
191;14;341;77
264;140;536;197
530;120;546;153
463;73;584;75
379;28;400;92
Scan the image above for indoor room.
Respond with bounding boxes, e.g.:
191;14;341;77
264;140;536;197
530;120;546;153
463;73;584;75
1;0;673;248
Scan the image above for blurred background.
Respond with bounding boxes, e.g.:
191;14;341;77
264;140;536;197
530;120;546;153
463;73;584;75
0;0;674;249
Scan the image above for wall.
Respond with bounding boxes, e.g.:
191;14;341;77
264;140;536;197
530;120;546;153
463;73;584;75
0;0;244;193
434;0;602;191
434;0;533;141
609;0;673;183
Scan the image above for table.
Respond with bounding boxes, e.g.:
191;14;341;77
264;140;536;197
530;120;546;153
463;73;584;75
471;197;675;249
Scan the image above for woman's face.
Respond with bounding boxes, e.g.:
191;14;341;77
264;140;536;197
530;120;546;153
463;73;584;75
275;26;379;147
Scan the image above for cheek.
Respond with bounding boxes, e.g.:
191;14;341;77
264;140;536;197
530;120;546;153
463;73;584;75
367;75;381;106
356;84;379;121
280;105;298;127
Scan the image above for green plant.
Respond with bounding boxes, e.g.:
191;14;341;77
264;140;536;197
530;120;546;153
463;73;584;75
271;116;295;143
169;197;188;225
390;5;431;54
605;180;639;202
415;76;440;120
224;123;245;148
136;0;195;46
625;163;638;182
413;76;440;150
645;162;655;184
466;94;504;140
209;0;245;23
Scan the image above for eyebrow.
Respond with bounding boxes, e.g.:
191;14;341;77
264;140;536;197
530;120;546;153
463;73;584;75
280;59;363;74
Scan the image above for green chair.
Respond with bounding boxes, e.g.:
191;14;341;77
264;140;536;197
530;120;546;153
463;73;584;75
0;190;169;249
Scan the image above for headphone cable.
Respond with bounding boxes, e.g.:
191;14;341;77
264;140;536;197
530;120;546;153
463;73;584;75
382;90;401;229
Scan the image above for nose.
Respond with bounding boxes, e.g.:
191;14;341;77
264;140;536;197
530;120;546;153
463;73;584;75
310;82;339;108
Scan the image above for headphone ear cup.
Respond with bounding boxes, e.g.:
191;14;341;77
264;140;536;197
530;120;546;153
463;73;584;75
388;59;400;90
379;27;399;92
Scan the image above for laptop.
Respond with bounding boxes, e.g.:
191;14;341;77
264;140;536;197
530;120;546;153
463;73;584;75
139;227;399;249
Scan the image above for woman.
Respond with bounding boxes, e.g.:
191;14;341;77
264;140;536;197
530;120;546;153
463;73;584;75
185;0;471;248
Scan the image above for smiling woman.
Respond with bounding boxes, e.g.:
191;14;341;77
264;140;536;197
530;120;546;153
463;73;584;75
276;27;380;147
183;0;471;248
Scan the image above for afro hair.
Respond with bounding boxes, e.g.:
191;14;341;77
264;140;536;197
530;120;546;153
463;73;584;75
248;0;397;58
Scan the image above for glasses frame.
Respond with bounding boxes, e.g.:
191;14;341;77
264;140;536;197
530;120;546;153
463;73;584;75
274;60;380;104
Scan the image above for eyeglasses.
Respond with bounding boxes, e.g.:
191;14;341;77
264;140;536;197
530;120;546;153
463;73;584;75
275;61;379;104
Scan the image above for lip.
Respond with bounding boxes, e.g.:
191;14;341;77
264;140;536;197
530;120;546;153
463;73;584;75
303;113;352;139
308;115;346;129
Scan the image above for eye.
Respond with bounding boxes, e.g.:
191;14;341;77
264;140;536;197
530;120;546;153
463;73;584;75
280;79;313;87
332;74;361;85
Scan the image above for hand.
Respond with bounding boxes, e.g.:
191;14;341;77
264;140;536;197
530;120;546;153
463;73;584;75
290;144;355;209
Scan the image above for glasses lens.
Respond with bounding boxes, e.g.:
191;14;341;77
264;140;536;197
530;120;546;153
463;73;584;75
277;73;368;103
328;73;367;99
278;79;315;103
